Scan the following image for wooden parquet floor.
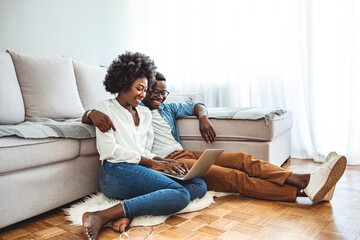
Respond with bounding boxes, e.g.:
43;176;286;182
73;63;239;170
1;158;360;240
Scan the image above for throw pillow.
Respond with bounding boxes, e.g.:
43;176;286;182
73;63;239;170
0;52;25;124
73;61;113;110
8;50;85;119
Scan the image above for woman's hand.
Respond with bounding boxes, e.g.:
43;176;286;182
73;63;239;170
151;157;189;174
199;115;216;144
90;110;116;133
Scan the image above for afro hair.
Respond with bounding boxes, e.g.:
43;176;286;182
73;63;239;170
104;52;157;94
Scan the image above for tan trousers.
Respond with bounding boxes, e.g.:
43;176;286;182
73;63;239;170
166;150;298;202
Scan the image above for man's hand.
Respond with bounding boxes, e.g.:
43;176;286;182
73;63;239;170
194;104;216;144
199;115;216;144
90;110;116;133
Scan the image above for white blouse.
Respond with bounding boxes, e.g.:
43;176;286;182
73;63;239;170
95;99;156;164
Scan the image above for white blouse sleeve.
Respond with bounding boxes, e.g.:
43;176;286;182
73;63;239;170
145;124;156;159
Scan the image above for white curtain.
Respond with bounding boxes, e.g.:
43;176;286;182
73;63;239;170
118;0;360;165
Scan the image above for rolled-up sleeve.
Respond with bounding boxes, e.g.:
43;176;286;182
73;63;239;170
144;125;156;159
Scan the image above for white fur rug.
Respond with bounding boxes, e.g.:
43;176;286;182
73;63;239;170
64;191;232;227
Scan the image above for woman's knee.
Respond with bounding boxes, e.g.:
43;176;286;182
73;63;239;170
199;178;207;197
175;187;191;210
191;178;207;199
173;178;207;209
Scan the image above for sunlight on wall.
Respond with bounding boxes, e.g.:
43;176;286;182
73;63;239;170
0;0;127;66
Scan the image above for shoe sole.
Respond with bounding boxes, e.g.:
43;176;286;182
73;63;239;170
312;155;347;203
322;184;336;201
321;153;338;201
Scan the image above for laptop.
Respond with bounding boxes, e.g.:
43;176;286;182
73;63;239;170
156;149;224;181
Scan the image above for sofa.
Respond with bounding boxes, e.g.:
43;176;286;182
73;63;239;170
0;51;292;229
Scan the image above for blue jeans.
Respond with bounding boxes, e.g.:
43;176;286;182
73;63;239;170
99;161;207;218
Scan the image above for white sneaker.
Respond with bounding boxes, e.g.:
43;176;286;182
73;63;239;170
321;152;338;201
304;154;347;203
325;152;338;163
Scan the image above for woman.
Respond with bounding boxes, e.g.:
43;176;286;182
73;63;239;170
82;52;207;240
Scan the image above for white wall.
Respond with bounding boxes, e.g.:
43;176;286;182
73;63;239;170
0;0;130;66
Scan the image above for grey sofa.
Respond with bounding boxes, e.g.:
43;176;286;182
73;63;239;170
0;51;292;229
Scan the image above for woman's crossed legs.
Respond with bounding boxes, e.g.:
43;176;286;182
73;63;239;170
82;161;207;239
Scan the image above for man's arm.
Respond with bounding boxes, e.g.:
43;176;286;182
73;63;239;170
82;109;93;124
194;104;216;144
82;109;116;132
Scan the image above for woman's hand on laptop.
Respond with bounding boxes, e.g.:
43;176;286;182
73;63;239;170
152;157;189;174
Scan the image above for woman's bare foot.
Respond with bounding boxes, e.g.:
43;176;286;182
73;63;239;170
112;217;133;233
82;212;106;240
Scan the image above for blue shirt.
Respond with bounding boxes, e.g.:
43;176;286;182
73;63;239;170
140;102;203;143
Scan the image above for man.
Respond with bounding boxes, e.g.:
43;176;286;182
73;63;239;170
83;72;346;204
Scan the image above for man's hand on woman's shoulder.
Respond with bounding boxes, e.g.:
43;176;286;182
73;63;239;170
89;110;116;133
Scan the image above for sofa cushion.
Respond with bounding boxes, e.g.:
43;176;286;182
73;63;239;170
0;53;25;124
177;111;292;142
73;61;112;110
0;136;80;174
0;155;101;228
79;138;98;156
7;50;84;119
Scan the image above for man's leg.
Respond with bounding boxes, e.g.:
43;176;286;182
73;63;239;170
194;151;293;186
167;151;297;202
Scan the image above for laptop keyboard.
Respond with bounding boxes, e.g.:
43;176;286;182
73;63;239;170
162;170;187;177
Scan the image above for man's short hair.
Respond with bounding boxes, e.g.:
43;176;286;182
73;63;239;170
155;72;166;81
